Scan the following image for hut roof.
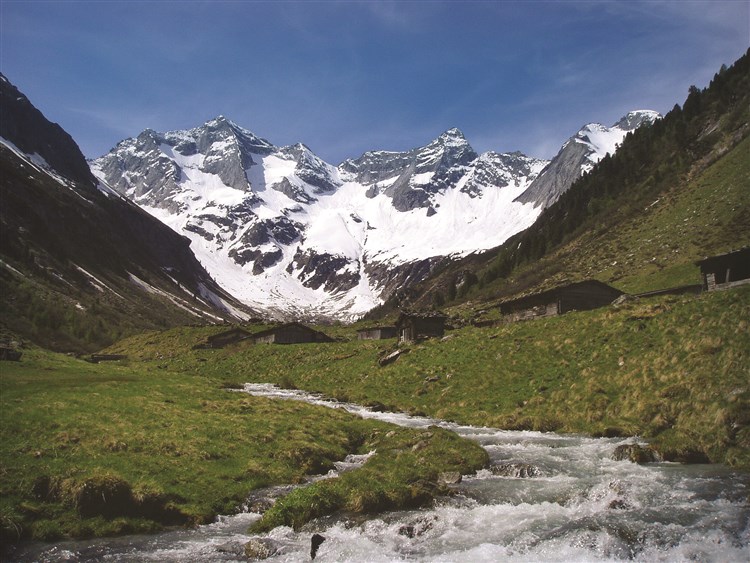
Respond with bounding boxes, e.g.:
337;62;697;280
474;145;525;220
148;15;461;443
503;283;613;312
251;322;333;342
356;325;396;332
206;327;251;343
397;310;448;322
499;280;623;311
695;247;750;269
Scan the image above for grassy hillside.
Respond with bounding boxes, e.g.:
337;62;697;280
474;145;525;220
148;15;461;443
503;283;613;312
0;349;486;543
106;284;750;469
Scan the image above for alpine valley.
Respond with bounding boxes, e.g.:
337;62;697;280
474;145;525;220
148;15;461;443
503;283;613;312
90;110;659;321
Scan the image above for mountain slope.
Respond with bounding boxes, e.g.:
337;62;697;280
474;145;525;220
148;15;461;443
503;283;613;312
0;74;252;351
515;110;660;208
381;49;749;315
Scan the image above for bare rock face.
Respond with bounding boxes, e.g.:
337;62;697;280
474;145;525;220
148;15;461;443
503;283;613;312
514;140;592;209
515;110;660;209
288;248;361;293
344;128;480;212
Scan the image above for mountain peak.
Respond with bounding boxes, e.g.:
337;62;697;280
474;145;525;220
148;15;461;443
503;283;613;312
436;127;469;145
441;127;465;138
204;115;236;131
613;110;661;131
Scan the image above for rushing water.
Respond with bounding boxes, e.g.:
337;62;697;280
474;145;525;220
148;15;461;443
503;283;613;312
9;383;749;562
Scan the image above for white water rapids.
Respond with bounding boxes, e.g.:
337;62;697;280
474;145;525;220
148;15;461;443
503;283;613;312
9;383;749;562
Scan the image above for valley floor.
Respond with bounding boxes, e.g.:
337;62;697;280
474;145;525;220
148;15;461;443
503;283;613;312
2;284;748;545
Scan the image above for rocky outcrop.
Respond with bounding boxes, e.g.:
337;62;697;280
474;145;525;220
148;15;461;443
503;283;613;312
514;139;592;209
288;248;360;293
438;471;462;485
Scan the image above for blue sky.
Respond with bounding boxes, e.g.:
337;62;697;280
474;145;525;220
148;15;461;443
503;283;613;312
2;1;748;163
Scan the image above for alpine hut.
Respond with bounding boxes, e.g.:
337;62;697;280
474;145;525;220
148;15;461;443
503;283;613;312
252;322;333;345
396;311;448;343
499;280;623;322
695;248;750;291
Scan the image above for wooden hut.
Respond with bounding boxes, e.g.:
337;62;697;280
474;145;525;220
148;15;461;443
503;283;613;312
193;327;251;349
252;322;333;345
499;280;623;322
695;248;750;291
396;312;447;343
0;346;22;361
357;326;398;340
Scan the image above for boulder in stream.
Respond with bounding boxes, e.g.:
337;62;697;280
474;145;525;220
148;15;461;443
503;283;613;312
612;444;660;464
490;462;541;478
244;538;280;560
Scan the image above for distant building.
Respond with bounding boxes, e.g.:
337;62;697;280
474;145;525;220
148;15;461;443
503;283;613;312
499;280;623;322
396;311;448;343
88;354;127;363
252;322;333;345
696;248;750;291
193;327;251;349
357;326;398;340
0;346;22;361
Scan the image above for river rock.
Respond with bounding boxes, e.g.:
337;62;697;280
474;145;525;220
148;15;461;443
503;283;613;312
490;463;541;478
608;499;631;510
612;444;659;464
310;533;326;559
398;515;437;538
246;498;275;514
244;538;279;560
379;349;407;366
438;471;462;485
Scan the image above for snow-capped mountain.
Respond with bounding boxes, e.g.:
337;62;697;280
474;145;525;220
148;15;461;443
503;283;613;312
91;110;658;320
91;121;548;319
515;110;661;208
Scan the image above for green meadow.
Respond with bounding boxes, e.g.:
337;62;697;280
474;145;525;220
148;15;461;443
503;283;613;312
0;349;486;542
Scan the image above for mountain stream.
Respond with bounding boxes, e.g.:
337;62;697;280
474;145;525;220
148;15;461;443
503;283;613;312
10;383;749;562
